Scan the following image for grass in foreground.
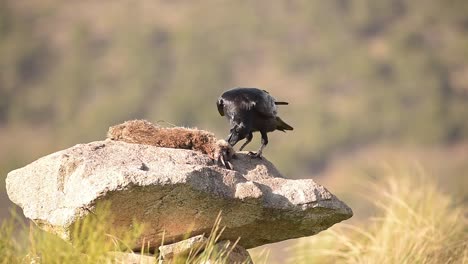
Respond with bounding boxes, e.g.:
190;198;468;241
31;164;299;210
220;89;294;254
0;203;145;264
0;205;247;263
289;167;467;264
1;166;466;263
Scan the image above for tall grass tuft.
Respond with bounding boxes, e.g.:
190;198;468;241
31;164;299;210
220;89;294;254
0;206;248;263
0;209;25;264
291;167;468;264
170;212;247;264
0;203;145;264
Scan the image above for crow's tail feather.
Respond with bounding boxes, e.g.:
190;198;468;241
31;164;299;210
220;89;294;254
276;117;293;131
275;101;289;105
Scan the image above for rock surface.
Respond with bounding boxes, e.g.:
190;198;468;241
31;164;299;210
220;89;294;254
157;235;252;263
159;235;208;260
109;252;156;264
207;240;253;264
6;139;352;250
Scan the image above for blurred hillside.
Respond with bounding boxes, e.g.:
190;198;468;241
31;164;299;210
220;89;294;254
1;0;467;219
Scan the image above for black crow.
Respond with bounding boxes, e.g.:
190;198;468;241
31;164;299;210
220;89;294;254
216;87;293;158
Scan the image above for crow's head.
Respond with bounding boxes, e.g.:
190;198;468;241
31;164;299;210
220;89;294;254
226;124;249;146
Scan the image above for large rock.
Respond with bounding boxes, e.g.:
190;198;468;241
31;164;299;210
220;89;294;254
6;139;352;250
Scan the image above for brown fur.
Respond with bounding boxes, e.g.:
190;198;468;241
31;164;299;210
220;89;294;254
107;120;234;164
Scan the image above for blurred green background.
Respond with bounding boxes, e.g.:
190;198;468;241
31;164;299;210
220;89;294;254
0;0;467;261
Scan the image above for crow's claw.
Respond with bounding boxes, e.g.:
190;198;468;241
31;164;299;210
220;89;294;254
215;140;235;170
218;152;233;170
247;151;263;159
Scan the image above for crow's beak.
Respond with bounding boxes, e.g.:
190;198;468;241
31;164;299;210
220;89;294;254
226;129;240;146
226;133;233;144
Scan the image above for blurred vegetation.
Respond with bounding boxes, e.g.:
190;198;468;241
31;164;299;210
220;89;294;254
285;168;467;264
0;203;144;264
1;0;468;176
0;0;467;261
0;204;244;263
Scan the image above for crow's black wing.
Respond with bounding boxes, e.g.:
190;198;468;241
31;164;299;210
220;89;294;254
220;88;277;118
253;93;277;117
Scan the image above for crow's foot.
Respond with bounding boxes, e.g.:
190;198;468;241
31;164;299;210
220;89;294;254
247;151;263;159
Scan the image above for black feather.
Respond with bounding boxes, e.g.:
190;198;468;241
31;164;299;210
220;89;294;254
216;87;293;157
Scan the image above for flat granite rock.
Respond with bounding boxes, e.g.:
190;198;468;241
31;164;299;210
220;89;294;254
6;139;352;250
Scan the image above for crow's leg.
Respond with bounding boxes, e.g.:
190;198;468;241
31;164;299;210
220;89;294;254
239;132;253;151
248;131;268;159
225;133;233;144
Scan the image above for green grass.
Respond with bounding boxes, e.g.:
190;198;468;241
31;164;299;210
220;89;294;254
0;203;145;264
183;213;246;264
0;206;249;263
288;168;467;264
